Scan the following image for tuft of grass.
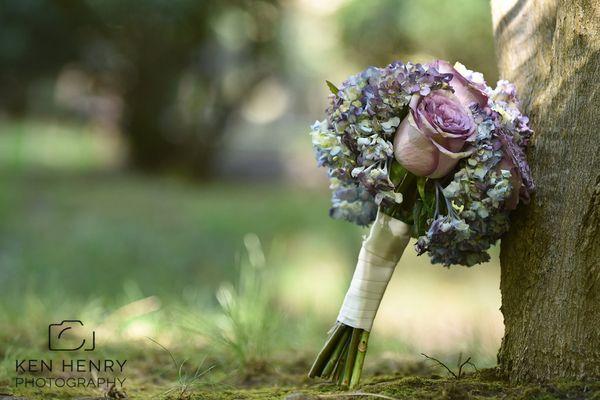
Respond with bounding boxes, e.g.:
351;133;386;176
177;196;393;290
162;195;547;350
147;337;215;399
186;234;283;376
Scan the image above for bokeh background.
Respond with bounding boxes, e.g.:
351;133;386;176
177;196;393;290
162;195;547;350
0;0;502;393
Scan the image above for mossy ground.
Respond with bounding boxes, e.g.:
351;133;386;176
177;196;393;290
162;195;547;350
5;366;600;399
188;373;600;400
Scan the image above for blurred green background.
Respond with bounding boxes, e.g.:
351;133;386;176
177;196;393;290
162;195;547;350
0;0;502;395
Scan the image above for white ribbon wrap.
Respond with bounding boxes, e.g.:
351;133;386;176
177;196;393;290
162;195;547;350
337;210;411;331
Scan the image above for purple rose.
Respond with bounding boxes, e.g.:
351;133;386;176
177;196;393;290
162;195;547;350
393;60;490;178
394;89;476;178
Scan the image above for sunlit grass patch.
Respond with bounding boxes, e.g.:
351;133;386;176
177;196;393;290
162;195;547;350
0;118;124;171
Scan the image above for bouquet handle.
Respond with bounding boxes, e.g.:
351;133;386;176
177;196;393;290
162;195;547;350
337;211;411;331
309;210;411;387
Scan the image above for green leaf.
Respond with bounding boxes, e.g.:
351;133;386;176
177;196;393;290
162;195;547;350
326;80;339;95
389;160;408;187
417;177;427;202
416;178;437;215
413;197;434;237
412;200;423;236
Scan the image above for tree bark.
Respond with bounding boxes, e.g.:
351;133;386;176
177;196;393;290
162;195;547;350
491;0;600;383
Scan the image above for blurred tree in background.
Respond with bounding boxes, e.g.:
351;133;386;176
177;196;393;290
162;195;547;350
0;0;282;177
0;0;496;178
0;0;84;115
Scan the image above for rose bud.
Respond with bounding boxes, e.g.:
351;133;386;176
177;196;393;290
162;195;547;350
393;89;476;178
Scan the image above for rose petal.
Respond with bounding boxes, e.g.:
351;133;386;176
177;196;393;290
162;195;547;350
414;106;438;138
394;115;439;177
416;90;476;139
430;138;474;159
429;152;460;179
427;138;473;178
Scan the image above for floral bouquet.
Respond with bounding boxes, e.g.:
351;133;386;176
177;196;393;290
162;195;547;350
308;60;533;388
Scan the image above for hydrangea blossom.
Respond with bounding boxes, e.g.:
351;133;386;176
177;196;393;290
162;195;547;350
310;60;533;267
310;62;452;226
415;81;533;266
415;108;513;266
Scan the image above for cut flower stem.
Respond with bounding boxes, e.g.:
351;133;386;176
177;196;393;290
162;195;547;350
308;323;370;389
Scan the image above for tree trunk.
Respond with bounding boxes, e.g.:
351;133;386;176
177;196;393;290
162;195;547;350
491;0;600;383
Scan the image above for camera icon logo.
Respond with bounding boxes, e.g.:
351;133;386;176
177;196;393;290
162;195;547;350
48;320;95;351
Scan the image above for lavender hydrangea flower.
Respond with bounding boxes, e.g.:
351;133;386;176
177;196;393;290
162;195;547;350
310;59;533;266
310;61;451;226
